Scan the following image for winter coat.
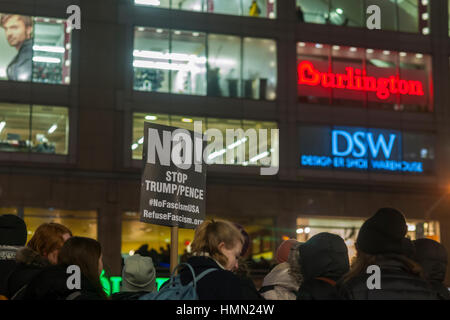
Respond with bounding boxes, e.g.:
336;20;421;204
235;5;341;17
413;239;450;300
22;264;105;300
338;256;439;300
296;233;350;300
260;262;299;300
179;255;262;300
0;246;21;296
6;247;50;299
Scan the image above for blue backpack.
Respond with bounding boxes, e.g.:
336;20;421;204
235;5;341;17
139;263;217;300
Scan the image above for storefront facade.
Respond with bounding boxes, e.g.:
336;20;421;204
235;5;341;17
1;0;450;284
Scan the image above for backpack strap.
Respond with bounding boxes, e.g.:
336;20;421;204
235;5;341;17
10;284;28;300
195;268;218;282
66;291;82;300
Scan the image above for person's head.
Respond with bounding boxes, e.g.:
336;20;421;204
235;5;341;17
191;219;244;271
342;208;423;283
0;14;33;49
275;239;298;264
355;208;409;255
298;232;349;281
58;236;105;297
27;222;72;264
413;238;448;283
0;214;27;246
121;254;156;293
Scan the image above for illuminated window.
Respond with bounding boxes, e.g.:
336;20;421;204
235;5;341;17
296;0;428;34
121;211;195;259
134;0;277;19
132;112;279;168
0;103;69;155
133;28;277;101
0;13;72;84
297;42;432;112
298;125;435;174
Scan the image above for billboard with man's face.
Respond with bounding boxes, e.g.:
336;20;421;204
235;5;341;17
0;13;72;84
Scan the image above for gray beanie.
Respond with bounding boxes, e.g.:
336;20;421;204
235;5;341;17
121;254;156;293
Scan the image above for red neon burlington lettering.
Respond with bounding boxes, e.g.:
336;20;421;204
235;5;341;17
297;60;425;100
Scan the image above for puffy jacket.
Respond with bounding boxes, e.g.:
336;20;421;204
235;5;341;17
296;233;350;300
260;262;299;300
338;256;439;300
6;247;50;299
179;256;262;300
413;239;450;300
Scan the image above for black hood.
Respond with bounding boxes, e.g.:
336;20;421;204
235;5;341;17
413;238;447;282
298;232;350;281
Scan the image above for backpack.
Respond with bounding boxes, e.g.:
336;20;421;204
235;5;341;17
139;263;217;300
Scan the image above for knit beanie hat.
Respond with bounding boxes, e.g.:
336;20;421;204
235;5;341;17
121;254;156;293
356;208;408;255
275;239;298;264
0;214;27;246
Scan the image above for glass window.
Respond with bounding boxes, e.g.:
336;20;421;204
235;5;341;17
330;0;363;27
134;0;276;19
121;211;195;260
366;0;397;31
132;112;279;168
296;0;329;24
297;0;428;34
299;124;434;174
242;0;276;19
0;14;71;84
31;105;69;155
0;103;69;155
402;132;435;174
24;207;97;242
212;0;241;16
207;34;241;98
170;30;206;96
133;27;170;93
332;45;365;107
134;28;277;101
297;42;432;113
32;17;72;85
243;38;277;100
0;103;31;153
134;0;170;9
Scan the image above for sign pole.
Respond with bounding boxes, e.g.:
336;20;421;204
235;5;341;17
170;226;179;274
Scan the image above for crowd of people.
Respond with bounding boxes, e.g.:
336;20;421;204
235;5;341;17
0;207;449;300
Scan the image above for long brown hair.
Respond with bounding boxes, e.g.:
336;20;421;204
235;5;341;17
27;222;72;258
58;237;106;298
341;250;425;284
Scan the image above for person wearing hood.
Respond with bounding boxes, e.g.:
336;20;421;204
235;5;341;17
0;214;27;297
260;239;302;300
296;233;349;300
6;222;72;299
412;238;450;300
338;208;438;300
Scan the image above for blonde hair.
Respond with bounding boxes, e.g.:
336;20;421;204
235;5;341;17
191;219;244;267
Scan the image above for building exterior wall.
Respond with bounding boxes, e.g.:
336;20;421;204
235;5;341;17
0;0;450;284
